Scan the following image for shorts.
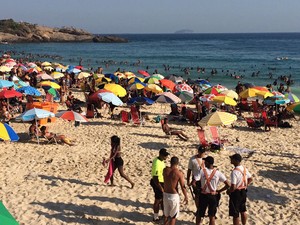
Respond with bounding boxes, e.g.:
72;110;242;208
229;189;247;218
163;193;180;218
192;180;202;196
150;179;164;199
197;193;220;217
114;157;124;168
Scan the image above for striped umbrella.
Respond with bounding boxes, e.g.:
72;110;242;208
0;123;19;142
56;110;88;122
198;111;237;126
284;93;299;103
175;91;194;103
175;83;193;94
154;92;181;104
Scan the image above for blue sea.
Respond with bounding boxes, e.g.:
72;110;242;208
1;33;300;95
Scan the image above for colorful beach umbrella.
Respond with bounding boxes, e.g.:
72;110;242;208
18;108;55;121
0;123;19;142
159;79;176;91
175;91;194;103
37;73;54;80
145;84;163;94
198;111;237;126
0;201;19;225
16;86;41;96
144;77;160;84
103;83;126;97
0;80;14;88
0;89;23;99
0;66;11;72
151;74;164;80
127;96;154;105
284;93;299;103
56;110;88;122
239;88;260;98
212;95;237;106
128;77;144;84
98;92;123;106
39;81;60;89
41;61;52;66
154;92;181;104
129;82;147;91
220;90;239;100
138;70;150;77
175;83;193;94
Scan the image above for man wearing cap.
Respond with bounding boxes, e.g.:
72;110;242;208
196;156;230;225
227;153;253;225
150;148;170;222
187;145;206;209
163;156;188;225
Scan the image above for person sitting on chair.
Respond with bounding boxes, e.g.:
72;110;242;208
29;121;42;140
40;126;74;146
162;118;189;141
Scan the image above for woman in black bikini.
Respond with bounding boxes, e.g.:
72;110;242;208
105;135;134;188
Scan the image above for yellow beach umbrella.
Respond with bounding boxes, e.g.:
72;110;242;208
198;111;237;127
212;95;237;106
114;72;126;79
128;77;145;84
145;84;163;94
129;82;146;91
94;73;105;79
77;72;91;79
104;83;126;97
44;66;54;71
255;91;273;99
42;61;52;66
125;72;136;79
0;66;11;72
39;81;61;89
239;88;260;98
51;71;64;79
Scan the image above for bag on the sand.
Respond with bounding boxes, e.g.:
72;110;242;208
154;115;161;123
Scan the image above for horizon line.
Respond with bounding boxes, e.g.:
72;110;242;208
95;31;300;35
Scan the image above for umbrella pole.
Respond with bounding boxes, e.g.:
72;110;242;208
35;118;40;145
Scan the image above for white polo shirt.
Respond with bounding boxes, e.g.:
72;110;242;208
200;168;227;193
230;165;252;188
188;155;203;181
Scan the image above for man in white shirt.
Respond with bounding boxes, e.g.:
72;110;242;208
187;146;206;208
196;156;230;225
227;153;253;225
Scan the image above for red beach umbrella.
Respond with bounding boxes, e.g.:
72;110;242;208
88;89;112;104
0;89;23;99
138;70;150;77
56;110;88;122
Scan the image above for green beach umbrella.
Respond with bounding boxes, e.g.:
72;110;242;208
0;202;19;225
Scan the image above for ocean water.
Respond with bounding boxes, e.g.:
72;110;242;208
1;33;300;95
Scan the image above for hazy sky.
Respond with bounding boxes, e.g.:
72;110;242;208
2;0;300;34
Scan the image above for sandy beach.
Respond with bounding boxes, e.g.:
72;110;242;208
0;89;299;225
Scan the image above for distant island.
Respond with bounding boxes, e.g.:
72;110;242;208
174;29;194;34
0;19;128;43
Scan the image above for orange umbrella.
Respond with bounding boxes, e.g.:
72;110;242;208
159;79;176;92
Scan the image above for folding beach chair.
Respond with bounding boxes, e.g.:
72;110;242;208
120;110;130;123
251;101;261;119
197;129;209;148
130;106;141;125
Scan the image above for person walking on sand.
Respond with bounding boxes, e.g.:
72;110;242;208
163;156;188;225
104;135;134;188
150;148;170;222
187;145;206;209
227;154;253;225
196;156;230;225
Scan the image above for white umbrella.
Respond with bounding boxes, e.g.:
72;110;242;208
98;92;123;106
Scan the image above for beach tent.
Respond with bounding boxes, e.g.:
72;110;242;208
0;201;19;225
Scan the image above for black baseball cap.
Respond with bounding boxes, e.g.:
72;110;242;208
159;148;170;157
230;153;242;162
198;145;206;153
203;156;214;165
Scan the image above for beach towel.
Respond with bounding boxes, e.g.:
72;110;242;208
104;159;114;183
225;146;255;155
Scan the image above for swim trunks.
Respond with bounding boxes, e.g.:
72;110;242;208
163;193;180;218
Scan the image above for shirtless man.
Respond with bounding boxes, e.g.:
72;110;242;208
162;118;189;141
163;156;188;225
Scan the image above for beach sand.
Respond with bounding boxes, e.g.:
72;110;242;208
1;93;299;225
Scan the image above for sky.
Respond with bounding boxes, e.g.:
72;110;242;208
1;0;300;34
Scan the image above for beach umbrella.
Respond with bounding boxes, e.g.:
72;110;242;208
124;72;136;78
255;91;273;99
0;89;23;99
66;67;81;74
175;83;193;94
198;111;237;127
39;81;60;89
56;110;88;122
204;86;222;95
16;86;41;96
286;102;300;113
212;95;237;106
159;79;176;91
77;72;91;79
175;91;194;103
220;90;239;100
17;108;55;122
37;73;54;80
41;61;52;66
26;68;39;74
42;86;60;99
145;84;163;94
128;77;144;84
51;71;64;79
197;79;211;86
151;74;164;80
45;66;54;71
0;201;19;225
239;88;260;98
263;96;290;105
27;62;37;68
144;77;160;84
271;91;284;97
0;123;19;142
98;92;123;106
138;70;150;77
252;86;269;92
88;89;111;104
103;83;126;97
127;96;154;105
105;73;117;81
284;93;299;103
200;94;216;102
0;66;11;72
129;82;147;91
96;77;111;85
154;92;181;104
0;80;14;88
169;75;183;84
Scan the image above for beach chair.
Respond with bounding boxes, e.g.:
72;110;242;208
252;101;261;119
120;110;130;123
197;129;209;148
209;126;228;145
261;111;277;128
86;103;95;118
245;118;262;129
130;105;142;125
186;109;196;124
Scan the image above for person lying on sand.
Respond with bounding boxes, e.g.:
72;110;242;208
40;126;75;146
162;118;189;141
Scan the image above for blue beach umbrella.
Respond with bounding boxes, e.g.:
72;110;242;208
16;86;41;96
0;80;14;88
0;123;19;142
127;96;154;105
18;108;55;122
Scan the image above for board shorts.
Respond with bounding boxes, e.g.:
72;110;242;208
163;193;180;218
229;189;247;218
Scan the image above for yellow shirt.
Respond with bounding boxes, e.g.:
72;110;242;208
151;157;165;183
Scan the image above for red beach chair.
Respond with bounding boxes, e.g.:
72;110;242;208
197;129;209;148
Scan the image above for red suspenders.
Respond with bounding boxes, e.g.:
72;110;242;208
201;168;217;195
234;167;247;190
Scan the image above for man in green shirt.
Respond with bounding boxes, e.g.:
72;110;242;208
150;148;170;222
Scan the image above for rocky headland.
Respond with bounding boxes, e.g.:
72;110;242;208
0;19;128;43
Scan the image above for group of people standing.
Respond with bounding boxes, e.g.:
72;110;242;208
151;146;252;225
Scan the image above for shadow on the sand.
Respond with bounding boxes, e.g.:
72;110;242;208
138;142;169;150
130;132;166;139
231;126;265;132
247;186;289;204
39;175;98;186
32;201;151;224
77;195;152;209
258;170;299;186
